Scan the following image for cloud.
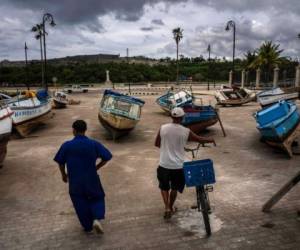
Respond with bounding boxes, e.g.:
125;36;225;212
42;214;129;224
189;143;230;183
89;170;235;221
0;0;184;28
141;26;156;32
0;0;300;60
151;19;164;25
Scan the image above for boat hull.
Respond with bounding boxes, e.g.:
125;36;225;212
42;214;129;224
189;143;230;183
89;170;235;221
185;118;218;134
99;90;144;140
255;101;300;142
217;97;253;106
98;113;136;139
159;105;171;114
10;99;52;137
0;133;10;167
181;105;218;133
0;107;13;166
53;98;67;109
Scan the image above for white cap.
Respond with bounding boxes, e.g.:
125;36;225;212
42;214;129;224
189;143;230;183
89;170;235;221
171;107;185;118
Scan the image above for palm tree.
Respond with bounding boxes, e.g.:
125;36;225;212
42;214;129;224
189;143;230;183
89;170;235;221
243;50;257;69
31;23;45;84
250;41;284;82
172;27;183;84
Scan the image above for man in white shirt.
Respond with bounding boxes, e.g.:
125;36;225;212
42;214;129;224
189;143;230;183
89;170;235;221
155;107;215;219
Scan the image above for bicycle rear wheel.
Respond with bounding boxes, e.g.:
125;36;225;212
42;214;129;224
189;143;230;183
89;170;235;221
196;186;211;236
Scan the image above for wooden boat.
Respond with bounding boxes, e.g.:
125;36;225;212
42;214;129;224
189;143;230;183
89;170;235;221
215;87;255;106
181;105;218;134
254;100;300;142
7;90;52;137
53;91;68;109
98;90;145;140
156;90;193;113
0;106;13;166
257;88;298;107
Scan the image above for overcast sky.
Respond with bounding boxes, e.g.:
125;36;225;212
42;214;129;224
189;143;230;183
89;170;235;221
1;0;300;61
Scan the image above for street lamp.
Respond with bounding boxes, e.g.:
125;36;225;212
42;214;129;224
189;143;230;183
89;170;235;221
207;44;211;90
24;42;29;90
225;20;236;86
42;13;56;90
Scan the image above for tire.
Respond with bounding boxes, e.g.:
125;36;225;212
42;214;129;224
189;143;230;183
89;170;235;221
197;186;211;236
68;90;72;94
83;89;88;93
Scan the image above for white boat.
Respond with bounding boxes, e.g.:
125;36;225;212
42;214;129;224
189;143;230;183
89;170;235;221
0;106;13;166
156;90;193;113
53;91;68;109
7;90;52;137
257;88;299;107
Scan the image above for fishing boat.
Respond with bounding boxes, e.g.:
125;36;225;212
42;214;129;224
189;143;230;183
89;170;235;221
254;100;300;142
98;90;145;140
215;87;255;106
257;87;298;107
7;90;52;137
181;105;218;134
53;91;68;109
0;106;13;166
156;90;193;113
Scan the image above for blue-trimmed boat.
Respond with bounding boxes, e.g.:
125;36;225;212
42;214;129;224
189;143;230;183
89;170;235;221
254;100;300;142
7;89;52;137
98;90;145;139
156;90;193;113
181;105;218;134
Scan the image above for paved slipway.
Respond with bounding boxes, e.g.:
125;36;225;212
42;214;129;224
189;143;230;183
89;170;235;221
0;92;299;250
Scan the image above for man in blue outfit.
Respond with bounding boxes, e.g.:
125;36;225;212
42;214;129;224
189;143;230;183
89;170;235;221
54;120;112;234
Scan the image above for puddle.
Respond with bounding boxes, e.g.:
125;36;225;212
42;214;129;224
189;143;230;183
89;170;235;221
175;208;223;238
144;130;155;133
122;165;136;173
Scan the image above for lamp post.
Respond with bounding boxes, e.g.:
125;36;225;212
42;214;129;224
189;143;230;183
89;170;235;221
225;20;236;86
42;13;56;91
207;44;211;90
127;48;131;94
24;42;29;90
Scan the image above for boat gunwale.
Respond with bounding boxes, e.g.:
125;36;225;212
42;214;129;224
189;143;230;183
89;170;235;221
9;99;51;110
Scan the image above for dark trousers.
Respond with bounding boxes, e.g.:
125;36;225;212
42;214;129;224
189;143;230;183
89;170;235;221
70;194;105;231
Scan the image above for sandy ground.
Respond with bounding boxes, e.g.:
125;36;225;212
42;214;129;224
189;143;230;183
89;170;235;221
0;91;299;250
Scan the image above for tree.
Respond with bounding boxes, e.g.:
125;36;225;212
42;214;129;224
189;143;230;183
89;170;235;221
172;27;183;84
250;41;284;82
243;50;257;69
31;23;45;84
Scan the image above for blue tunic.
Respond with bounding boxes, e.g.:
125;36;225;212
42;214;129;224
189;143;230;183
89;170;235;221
54;135;112;231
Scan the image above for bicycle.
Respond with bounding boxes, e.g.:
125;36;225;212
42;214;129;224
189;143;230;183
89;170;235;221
183;142;216;237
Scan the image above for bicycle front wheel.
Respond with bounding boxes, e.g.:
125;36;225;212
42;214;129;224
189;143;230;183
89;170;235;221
197;186;211;236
